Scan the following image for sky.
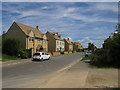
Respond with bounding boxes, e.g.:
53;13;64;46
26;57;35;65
1;2;118;48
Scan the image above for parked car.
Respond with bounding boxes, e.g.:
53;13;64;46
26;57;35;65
32;52;50;61
85;52;92;57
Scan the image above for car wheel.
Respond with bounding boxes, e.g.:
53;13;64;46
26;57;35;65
85;55;88;57
48;57;50;60
41;58;43;61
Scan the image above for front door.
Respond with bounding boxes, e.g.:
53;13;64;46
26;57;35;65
40;46;43;52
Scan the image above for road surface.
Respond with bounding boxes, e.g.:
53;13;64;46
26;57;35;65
2;52;84;88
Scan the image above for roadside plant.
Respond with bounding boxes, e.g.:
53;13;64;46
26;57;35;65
18;49;31;59
2;38;21;56
90;24;120;68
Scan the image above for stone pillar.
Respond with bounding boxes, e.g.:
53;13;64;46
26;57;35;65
31;48;34;57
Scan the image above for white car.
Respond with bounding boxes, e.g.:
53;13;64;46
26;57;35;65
32;52;50;61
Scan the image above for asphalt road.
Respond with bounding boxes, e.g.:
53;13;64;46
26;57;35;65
2;52;84;88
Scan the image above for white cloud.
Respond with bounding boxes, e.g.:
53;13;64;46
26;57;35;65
78;37;104;48
2;2;117;48
41;6;49;9
2;2;118;23
60;12;117;23
95;3;118;13
2;0;120;2
52;3;118;23
20;11;43;18
78;37;93;43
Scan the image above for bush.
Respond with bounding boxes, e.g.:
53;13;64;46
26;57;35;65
2;38;21;56
90;24;120;67
18;49;31;59
90;49;108;65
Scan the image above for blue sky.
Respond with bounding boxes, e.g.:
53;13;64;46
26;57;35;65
1;2;118;48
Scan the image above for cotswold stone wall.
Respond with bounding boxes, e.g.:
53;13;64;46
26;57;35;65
68;51;72;54
48;51;75;56
52;52;61;56
64;51;69;54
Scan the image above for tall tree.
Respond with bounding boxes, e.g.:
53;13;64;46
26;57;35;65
88;43;96;52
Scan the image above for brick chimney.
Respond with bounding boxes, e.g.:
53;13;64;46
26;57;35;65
36;26;39;30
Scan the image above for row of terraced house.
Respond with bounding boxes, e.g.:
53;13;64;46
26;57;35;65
3;22;83;56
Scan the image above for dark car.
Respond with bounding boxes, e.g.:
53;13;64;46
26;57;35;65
85;52;92;57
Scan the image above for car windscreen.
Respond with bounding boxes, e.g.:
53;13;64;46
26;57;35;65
34;53;40;55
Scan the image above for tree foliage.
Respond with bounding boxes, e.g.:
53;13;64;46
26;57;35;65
90;24;120;67
2;38;21;56
88;43;96;52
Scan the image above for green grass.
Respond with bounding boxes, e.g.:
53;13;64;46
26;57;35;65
0;54;18;62
81;57;90;61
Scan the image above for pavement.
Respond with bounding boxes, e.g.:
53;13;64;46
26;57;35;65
38;61;119;88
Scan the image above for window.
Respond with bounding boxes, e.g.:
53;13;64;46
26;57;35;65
42;53;44;55
32;37;34;41
38;39;40;41
44;39;47;43
57;41;59;44
29;38;31;41
29;37;34;42
45;53;48;55
34;53;40;55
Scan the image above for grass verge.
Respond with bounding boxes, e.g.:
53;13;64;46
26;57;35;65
81;57;90;61
0;54;18;62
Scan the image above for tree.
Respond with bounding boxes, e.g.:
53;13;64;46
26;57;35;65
2;38;21;56
90;24;120;67
115;24;120;33
104;24;120;64
88;43;96;52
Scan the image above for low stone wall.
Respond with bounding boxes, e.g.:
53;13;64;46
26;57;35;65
49;51;76;56
73;51;76;53
68;51;73;54
48;52;52;56
52;52;61;56
64;51;69;54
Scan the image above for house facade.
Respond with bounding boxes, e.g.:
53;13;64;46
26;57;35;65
63;38;73;52
4;22;48;54
72;42;83;52
46;32;65;53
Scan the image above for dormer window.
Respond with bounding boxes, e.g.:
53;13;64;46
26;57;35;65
43;39;47;43
29;37;34;42
38;39;40;41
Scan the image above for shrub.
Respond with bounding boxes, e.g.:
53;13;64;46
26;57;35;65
2;38;21;56
90;49;108;65
87;24;120;68
18;49;31;59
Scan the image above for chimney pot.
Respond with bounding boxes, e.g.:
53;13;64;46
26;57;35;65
36;26;39;30
3;31;6;34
